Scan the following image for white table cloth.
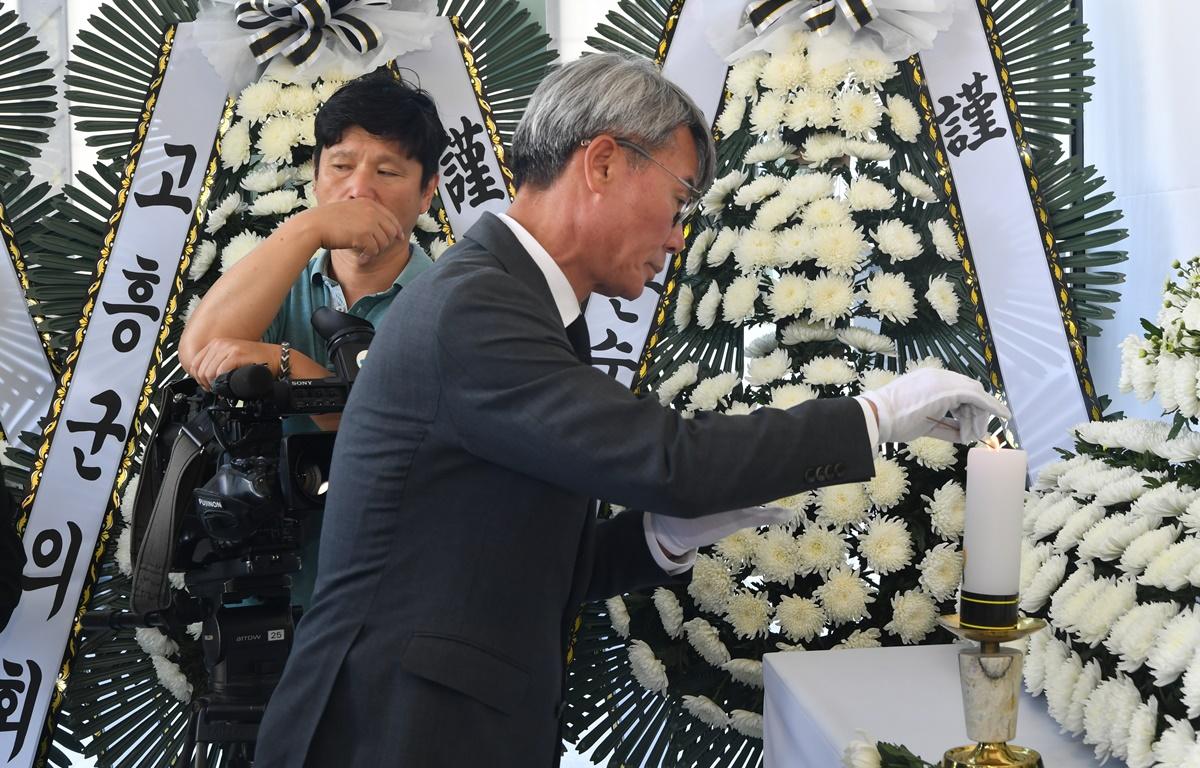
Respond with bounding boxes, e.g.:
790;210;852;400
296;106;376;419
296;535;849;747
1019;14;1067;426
764;643;1108;767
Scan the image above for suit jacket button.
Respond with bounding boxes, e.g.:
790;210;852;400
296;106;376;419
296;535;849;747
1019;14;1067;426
804;468;816;483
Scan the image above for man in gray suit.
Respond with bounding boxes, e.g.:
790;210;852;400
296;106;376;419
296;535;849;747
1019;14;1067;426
255;54;1007;766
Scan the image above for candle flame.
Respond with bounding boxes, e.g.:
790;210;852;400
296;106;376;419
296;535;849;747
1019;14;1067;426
983;435;1001;450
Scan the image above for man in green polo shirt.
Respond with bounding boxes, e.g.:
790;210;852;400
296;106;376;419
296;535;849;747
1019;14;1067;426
180;68;447;393
178;69;448;607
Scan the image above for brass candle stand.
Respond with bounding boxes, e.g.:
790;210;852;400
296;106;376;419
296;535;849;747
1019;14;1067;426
936;614;1047;768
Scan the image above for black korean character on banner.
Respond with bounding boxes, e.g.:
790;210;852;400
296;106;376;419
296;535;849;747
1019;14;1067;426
934;71;1007;157
133;142;198;213
590;353;640;378
66;390;127;481
592;328;634;358
21;522;82;621
609;298;638;324
440;116;505;213
0;658;41;761
102;254;162;353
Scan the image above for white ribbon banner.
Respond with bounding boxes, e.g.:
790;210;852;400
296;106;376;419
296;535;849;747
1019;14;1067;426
398;17;511;237
0;234;54;444
0;25;227;767
584;0;743;388
918;0;1089;475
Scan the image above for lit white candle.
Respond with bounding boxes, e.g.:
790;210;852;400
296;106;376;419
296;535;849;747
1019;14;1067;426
961;441;1027;627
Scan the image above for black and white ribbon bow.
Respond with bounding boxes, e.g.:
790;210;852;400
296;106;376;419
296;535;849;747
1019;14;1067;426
236;0;391;66
744;0;878;36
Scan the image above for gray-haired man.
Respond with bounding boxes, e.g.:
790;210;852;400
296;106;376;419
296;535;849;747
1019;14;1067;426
254;54;1007;767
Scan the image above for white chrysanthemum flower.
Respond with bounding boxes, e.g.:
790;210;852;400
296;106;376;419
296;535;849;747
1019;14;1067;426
312;77;347;104
727;53;768;98
843;732;883;768
744;137;797;165
775;224;812;267
925;276;961;324
1153;715;1197;768
816;567;875;624
746;348;790;388
682;694;730;729
684;617;732;667
236;79;283;122
786;89;836;130
151;656;193;702
672;283;695;332
906;356;945;372
804;197;853;227
802;132;846;165
729;709;764;740
801;356;857;387
784;172;835;204
248;189;303;217
807;273;857;324
777;595;826;642
1020;553;1067;612
1094;473;1160;507
724;590;773;639
722;658;763;689
653;587;684;638
415;212;439;233
240;165;292;194
770;383;818;410
745;334;778;359
1051;503;1106;554
1026;633;1067;695
836;327;896;356
735;229;778;273
135;626;179;658
707;227;741;268
656;361;699;406
715;528;760;569
781;319;837;345
1030;495;1081;542
886;95;921;142
926;480;966;540
685;229;716;276
760;50;808;91
795;526;847;575
115;526;133;575
703;170;748;215
865;272;918;324
753;527;801;584
187;240;218;281
834;91;882;137
928;218;960;260
1131;480;1197;520
905;437;958;469
220;231;265;272
1126;698;1158;768
1044;647;1084;724
859;516;913;575
811;224;869;275
204;191;243;235
836;628;883;650
750;92;788;134
302;181;318;208
689;372;739;413
897;170;938;202
918;543;963;600
1147;607;1200;685
859;369;898;391
696;284;722;330
1183;648;1200;718
628;639;669;694
1078;513;1154;562
605;596;630;638
754;191;802;232
843;139;894;161
847;178;896;211
257;115;305;165
1076;579;1138;647
872;219;924;263
816;482;871;528
1120;524;1181;576
1158;430;1200;464
809;60;850;91
1092;675;1143;761
182;294;202;324
1065;659;1104;737
885;589;938;644
766;274;809;320
865;457;908;509
1173;355;1200;418
431;238;451;260
278;84;319;115
219;119;251;171
689;554;736;613
733;176;787;209
721;276;760;325
854;58;899;88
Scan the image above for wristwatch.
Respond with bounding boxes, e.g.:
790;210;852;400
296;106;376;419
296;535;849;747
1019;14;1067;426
279;341;292;380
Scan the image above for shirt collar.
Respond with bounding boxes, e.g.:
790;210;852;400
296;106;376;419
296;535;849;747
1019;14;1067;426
312;242;434;294
495;212;581;327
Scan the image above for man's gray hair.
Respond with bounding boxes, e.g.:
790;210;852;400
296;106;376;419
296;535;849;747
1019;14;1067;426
511;53;716;191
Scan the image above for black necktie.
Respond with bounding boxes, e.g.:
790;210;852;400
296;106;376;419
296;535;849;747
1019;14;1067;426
566;316;591;364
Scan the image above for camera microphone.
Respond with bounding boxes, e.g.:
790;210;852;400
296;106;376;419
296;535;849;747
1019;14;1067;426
213;364;276;401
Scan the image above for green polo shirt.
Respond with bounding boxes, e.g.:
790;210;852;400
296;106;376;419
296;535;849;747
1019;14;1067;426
263;242;433;367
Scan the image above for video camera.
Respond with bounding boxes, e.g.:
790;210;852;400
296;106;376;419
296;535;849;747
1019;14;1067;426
83;306;374;766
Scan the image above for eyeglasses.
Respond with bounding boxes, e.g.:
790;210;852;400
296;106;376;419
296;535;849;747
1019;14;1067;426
581;137;702;227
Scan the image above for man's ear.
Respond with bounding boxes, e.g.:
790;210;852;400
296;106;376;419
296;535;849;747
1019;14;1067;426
420;173;439;211
580;134;620;194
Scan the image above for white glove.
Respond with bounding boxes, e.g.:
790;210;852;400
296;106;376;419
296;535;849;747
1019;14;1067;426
858;368;1010;444
647;505;792;557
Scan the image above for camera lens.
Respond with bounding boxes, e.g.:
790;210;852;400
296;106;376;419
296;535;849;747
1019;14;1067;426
294;460;328;503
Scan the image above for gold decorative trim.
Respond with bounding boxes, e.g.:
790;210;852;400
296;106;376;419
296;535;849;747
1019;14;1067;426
904;55;1006;396
973;0;1101;420
654;0;687;67
450;15;517;204
0;202;58;386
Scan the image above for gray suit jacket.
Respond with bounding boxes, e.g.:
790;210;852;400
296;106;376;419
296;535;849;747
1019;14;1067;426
254;213;875;767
